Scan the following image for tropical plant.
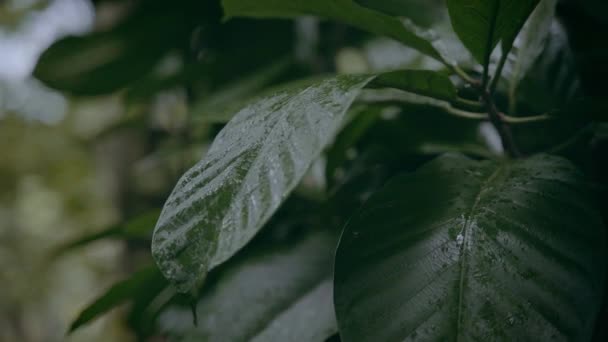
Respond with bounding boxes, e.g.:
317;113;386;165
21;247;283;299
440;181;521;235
36;0;608;340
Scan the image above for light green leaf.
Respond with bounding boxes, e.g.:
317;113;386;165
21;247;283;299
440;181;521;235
159;229;338;342
446;0;539;64
335;153;606;341
222;0;448;64
507;0;557;94
152;74;378;294
69;266;166;333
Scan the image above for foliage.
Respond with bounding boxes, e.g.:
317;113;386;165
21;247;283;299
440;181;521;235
24;0;608;340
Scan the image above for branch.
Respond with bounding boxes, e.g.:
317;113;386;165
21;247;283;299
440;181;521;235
502;113;553;124
480;90;521;157
482;0;501;89
489;47;509;94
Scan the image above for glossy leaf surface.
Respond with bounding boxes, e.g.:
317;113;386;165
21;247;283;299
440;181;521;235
335;154;606;341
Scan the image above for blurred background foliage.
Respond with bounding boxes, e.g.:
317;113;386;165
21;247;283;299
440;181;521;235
1;0;607;341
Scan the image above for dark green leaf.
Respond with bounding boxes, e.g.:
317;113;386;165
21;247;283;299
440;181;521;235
222;0;449;63
446;0;539;64
369;69;458;102
152;74;378;294
34;5;187;95
69;265;166;333
354;0;443;27
159;229;338;342
335;153;606;341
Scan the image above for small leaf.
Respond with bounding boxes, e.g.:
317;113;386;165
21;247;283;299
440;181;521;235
222;0;449;63
446;0;539;64
158;229;338;342
334;153;606;341
152;74;379;294
69;265;166;333
369;69;458;102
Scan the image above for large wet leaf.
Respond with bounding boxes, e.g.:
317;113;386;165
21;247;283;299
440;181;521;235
335;153;606;341
446;0;539;64
159;229;338;342
152;74;377;293
222;0;449;63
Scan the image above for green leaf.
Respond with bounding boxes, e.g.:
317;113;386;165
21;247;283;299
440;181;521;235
334;153;606;341
506;0;557;94
152;74;379;294
34;5;187;95
369;69;458;102
159;229;338;342
222;0;448;63
69;265;166;333
446;0;539;64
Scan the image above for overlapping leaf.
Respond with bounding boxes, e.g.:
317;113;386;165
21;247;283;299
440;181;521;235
222;0;449;63
152;69;460;294
159;229;338;342
335;153;606;341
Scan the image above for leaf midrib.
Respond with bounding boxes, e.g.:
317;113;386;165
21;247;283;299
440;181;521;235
455;163;506;341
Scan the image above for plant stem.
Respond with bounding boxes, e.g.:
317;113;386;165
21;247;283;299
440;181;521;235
482;1;501;89
489;47;509;94
370;100;488;120
502;113;552;124
452;65;479;85
454;97;485;111
480;90;521;157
